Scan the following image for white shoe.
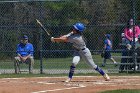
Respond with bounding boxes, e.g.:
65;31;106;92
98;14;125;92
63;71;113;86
135;66;138;70
103;73;110;81
132;66;138;70
65;78;71;83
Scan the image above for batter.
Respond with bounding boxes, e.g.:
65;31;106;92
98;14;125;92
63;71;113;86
51;22;110;82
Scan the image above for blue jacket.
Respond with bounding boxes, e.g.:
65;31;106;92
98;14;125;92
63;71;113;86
16;43;34;57
104;39;112;50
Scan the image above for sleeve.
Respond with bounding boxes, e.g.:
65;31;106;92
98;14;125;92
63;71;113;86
60;32;73;38
124;28;131;41
103;40;107;49
104;40;107;44
65;32;73;37
67;35;76;43
135;26;140;38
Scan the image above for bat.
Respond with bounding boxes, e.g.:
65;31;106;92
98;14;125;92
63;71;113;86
36;19;50;36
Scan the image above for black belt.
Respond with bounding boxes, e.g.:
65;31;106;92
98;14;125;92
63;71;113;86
76;48;85;51
73;46;86;51
82;48;85;50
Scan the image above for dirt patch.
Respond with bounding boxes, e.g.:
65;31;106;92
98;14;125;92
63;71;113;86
0;76;140;93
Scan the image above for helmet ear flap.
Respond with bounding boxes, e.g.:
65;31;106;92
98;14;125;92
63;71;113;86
73;22;85;32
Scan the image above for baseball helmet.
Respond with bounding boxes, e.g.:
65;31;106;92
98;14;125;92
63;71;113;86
105;34;111;38
73;22;85;32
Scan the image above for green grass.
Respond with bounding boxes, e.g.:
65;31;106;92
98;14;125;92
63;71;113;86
0;74;46;78
0;53;124;70
100;89;140;93
0;73;139;79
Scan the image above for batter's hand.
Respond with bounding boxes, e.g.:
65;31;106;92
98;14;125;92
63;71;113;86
51;37;55;42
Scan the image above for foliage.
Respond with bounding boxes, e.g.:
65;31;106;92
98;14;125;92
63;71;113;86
44;1;87;26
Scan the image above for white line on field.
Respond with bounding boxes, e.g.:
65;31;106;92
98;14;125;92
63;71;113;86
31;86;86;93
2;78;25;80
37;82;55;84
1;76;140;80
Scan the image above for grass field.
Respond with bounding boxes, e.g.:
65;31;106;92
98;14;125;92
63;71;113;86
0;53;121;69
101;89;140;93
0;52;139;75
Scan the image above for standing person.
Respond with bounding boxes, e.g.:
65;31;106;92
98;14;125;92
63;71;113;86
124;18;140;45
119;33;130;72
119;44;132;72
134;35;140;70
14;35;34;74
101;34;117;67
120;33;129;46
135;34;140;51
51;22;110;82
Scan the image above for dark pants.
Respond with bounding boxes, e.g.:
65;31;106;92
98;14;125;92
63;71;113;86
119;48;133;71
104;51;111;59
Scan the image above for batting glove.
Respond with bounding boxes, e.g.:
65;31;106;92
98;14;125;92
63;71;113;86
51;37;55;42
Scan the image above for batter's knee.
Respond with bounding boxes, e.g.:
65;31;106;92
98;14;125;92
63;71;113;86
93;65;98;69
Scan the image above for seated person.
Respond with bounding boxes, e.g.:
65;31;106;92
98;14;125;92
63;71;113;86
124;18;140;45
14;35;34;74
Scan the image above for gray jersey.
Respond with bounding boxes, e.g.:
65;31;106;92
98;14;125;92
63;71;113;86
66;33;97;69
67;34;86;50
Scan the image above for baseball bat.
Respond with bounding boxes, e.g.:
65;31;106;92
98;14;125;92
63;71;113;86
36;19;50;36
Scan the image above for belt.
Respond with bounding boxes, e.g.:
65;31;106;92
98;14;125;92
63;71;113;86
73;45;86;51
82;48;85;50
76;48;85;51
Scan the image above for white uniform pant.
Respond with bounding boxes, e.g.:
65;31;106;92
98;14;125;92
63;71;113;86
72;48;97;69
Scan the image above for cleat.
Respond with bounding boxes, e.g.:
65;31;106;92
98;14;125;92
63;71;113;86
65;78;72;83
103;73;110;81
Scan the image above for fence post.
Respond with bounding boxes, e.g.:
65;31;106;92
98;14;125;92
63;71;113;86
39;2;43;74
132;0;137;72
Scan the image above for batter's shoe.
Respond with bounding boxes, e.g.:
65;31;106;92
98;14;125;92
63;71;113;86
103;73;110;81
65;78;72;83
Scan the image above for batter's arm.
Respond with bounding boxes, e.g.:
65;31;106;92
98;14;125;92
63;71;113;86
51;37;68;43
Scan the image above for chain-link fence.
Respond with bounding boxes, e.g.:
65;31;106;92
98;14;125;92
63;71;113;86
0;0;140;74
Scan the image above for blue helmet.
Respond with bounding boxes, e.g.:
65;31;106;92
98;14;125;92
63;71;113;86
73;22;85;32
105;34;111;39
